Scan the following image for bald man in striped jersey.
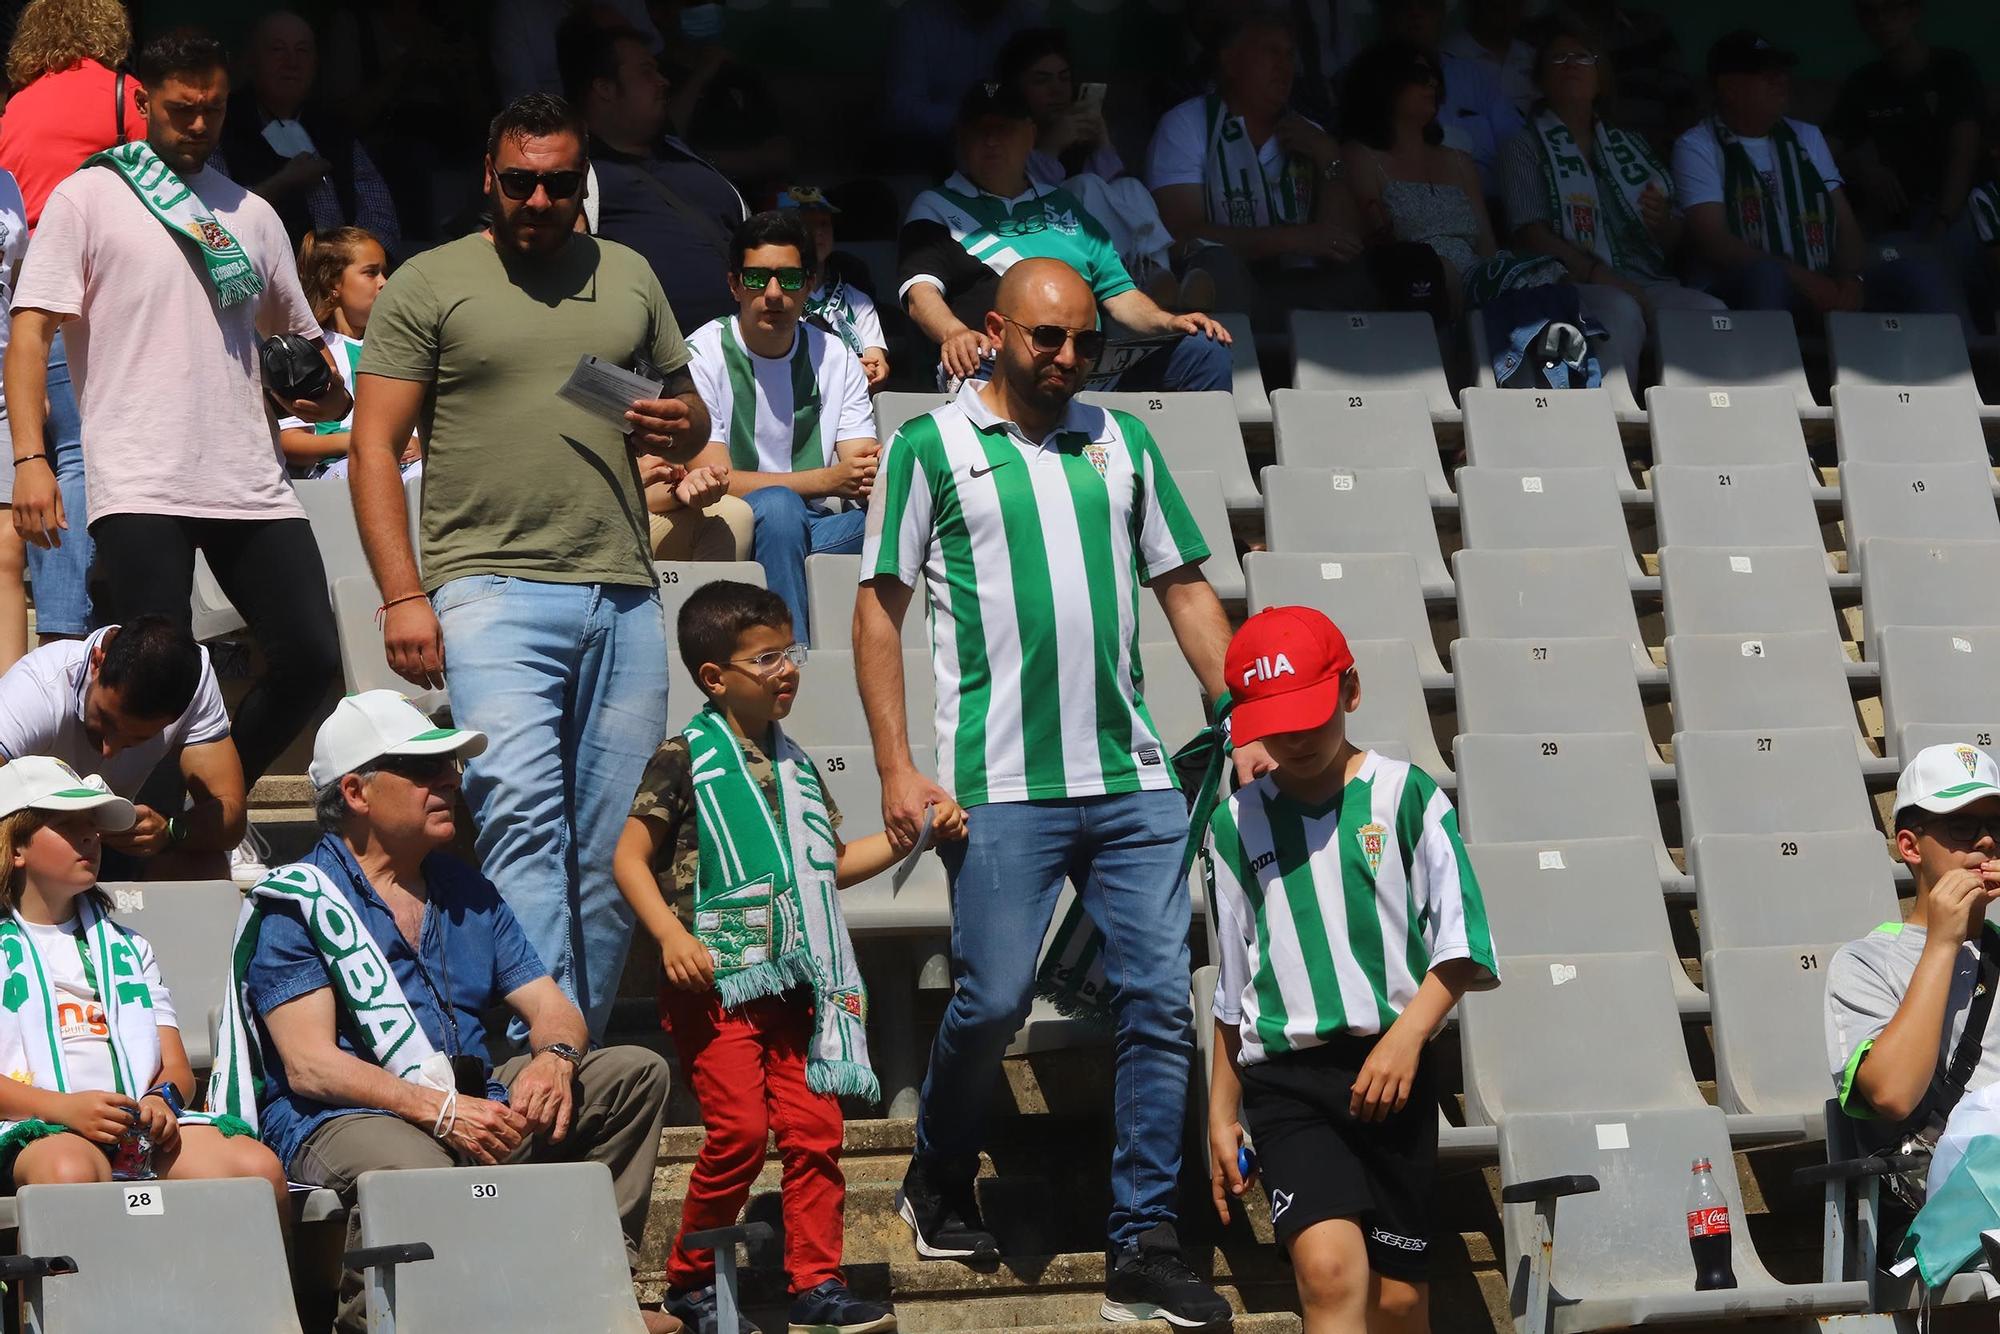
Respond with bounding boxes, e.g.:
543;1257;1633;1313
854;256;1266;1326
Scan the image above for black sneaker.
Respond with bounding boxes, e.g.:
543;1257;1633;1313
787;1278;898;1333
894;1155;1000;1261
1101;1223;1234;1328
661;1284;756;1334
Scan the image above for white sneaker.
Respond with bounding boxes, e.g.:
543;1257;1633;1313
229;825;272;889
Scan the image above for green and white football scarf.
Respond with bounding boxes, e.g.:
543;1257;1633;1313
0;897;245;1160
208;862;455;1135
1968;180;2000;247
806;279;864;357
684;708;877;1101
87;140;264;306
1460;249;1568;308
718;317;827;474
1203;95;1309;228
1531;107;1669;276
1035;700;1235;1020
1713;116;1835;274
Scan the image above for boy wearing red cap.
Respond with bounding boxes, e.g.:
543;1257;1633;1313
1204;607;1498;1334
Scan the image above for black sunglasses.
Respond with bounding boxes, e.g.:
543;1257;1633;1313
737;265;810;293
999;313;1107;361
496;168;585;201
374;753;459;784
1919;814;2000;845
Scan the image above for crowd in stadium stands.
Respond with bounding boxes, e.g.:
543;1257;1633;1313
0;0;1983;1330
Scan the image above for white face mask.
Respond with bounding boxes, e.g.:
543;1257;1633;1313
679;3;725;40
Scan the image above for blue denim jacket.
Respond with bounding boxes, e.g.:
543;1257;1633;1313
1482;284;1608;389
244;833;550;1172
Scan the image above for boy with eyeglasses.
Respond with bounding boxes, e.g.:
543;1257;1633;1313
1826;744;2000;1130
614;579;965;1334
684;209;880;644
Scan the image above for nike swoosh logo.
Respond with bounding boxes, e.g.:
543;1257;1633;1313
969;462;1007;479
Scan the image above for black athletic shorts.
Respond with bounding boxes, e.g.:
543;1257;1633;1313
1238;1033;1438;1280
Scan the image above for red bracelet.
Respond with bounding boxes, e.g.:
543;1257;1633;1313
374;592;428;627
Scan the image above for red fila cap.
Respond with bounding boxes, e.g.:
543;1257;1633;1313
1225;606;1354;745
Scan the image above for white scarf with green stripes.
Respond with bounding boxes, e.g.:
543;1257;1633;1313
0;898;243;1158
207;862;455;1135
1530;106;1668;276
718;317;830;475
1203;94;1310;228
685;708;876;1101
87;141;264;307
1714;116;1835;274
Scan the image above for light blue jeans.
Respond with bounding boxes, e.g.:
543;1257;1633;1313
25;331;93;634
432;575;669;1041
917;789;1195;1246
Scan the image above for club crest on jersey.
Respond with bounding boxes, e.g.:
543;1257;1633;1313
1239;653;1295;686
1959;745;1982;776
1085;442;1110;476
1358;822;1386;875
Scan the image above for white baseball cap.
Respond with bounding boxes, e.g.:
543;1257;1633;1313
0;756;137;831
1894;742;2000;820
309;691;487;788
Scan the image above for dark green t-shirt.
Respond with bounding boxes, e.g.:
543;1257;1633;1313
360;232;691;591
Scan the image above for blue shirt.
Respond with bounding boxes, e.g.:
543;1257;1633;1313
244;833;550;1172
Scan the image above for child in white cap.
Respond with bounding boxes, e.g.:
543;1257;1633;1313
0;756;287;1210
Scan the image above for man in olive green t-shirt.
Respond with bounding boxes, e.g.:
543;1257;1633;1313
349;94;716;1045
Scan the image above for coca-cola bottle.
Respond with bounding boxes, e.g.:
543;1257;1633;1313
1686;1157;1737;1290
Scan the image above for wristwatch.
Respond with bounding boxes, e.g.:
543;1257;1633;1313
538;1043;585;1070
143;1082;185;1115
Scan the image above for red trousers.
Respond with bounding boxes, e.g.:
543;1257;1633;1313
660;987;846;1293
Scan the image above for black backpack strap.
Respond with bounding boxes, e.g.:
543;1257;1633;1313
1939;927;2000;1109
114;72;128;146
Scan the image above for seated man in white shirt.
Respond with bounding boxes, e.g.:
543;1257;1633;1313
1674;29;1963;323
686;210;878;642
0;615;245;881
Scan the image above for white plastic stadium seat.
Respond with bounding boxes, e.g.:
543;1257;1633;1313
1451;547;1653;678
1646;385;1822;488
1456;466;1642;582
1829;310;1980;394
1271;388;1451;503
1263;465;1452;597
1288;310;1457;421
1655;307;1818;414
1650;464;1833;572
656;562;767;646
1460;387;1638;500
1832;383;1991;469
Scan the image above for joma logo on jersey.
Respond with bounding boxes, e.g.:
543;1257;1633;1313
1249;850;1277;873
1240;653;1295;685
1358;822;1386;874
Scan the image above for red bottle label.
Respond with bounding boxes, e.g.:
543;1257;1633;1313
1687;1206;1731;1237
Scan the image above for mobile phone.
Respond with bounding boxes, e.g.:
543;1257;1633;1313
1076;81;1108;118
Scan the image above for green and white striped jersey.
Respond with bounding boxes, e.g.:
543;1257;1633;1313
686;315;873;475
1207;754;1499;1064
861;383;1209;807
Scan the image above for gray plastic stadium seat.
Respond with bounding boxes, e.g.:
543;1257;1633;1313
1655;307;1818;413
812;745;949;932
1460;388;1637;499
1349;639;1451;779
1879;625;2000;762
1173;469;1244;601
1689;829;1898;953
872;391;948;444
349;1163;647;1333
804;554;926;651
1658;545;1844;640
1452;547;1652;676
1650;464;1833;571
1829;310;1979;393
1262;465;1451;596
1859;538;2000;659
1465;838;1700;1010
656;562;767;644
1833;383;1990;468
1288;310;1457;420
1495;1108;1867;1332
332;577;447;713
1645;385;1820;484
780;647;933;749
1461;951;1702;1125
107;879;244;1070
1673;726;1876;845
295;477;370;584
1079;391;1259;514
1136;641;1210;754
1244;551;1446;683
1666;630;1873;764
1707;943;1853;1118
1454;732;1682;889
1214;312;1271;425
1456;467;1641;582
1270;388;1451;503
1841;460;2000;565
1452;637;1660;766
16;1179;299;1332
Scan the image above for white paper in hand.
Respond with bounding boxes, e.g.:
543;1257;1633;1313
557;355;663;427
890;804;937;894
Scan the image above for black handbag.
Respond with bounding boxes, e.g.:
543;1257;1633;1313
259;332;332;402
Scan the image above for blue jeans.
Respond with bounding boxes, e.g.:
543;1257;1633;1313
1709;252;1970;334
432;575;669;1041
917;789;1195;1246
742;487;866;641
26;332;93;634
1114;330;1232;392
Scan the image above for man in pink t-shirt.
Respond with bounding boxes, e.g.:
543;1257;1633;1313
5;31;352;787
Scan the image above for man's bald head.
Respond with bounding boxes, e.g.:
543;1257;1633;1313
994;258;1096;330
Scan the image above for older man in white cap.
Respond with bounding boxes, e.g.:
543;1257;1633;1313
233;691;676;1334
1826;743;2000;1132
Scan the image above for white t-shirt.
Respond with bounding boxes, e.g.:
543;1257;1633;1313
0;625;231;797
687;316;873;475
12;163;321;523
22;915;177;1097
0;169;28;504
1145;95;1290;195
1672;117;1844;219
